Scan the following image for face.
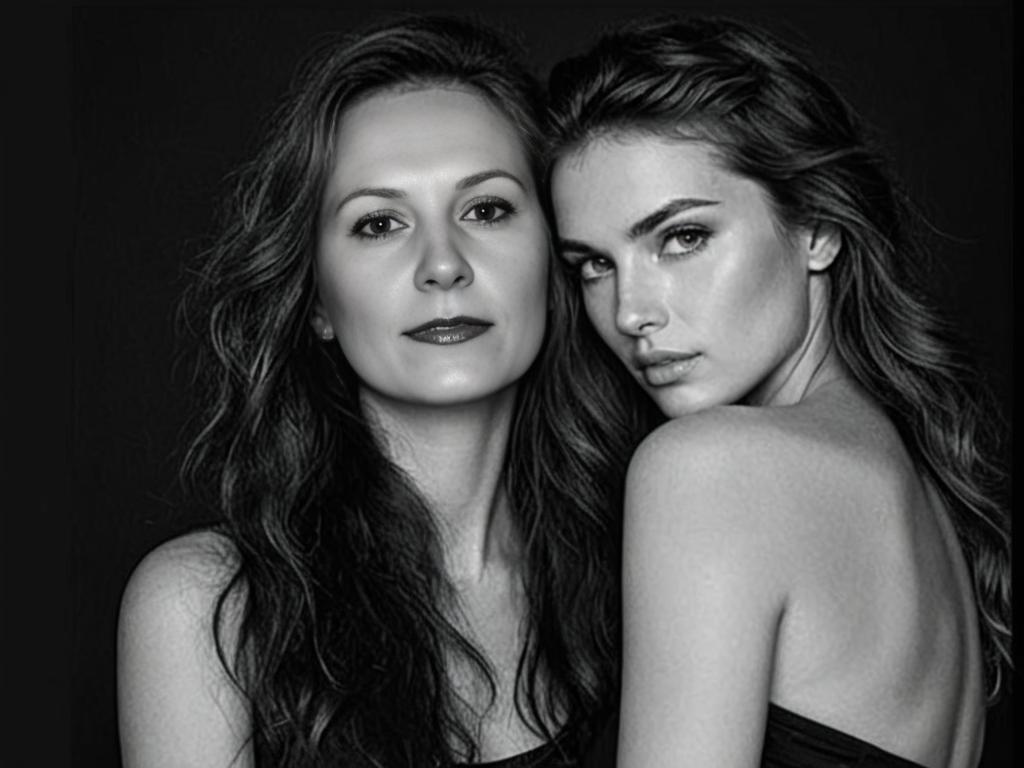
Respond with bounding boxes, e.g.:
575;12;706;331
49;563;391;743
314;87;549;408
551;135;837;417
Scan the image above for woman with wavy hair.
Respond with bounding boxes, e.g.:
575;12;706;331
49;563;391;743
117;15;641;767
547;16;1010;768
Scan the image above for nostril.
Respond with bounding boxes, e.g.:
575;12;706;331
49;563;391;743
414;245;474;291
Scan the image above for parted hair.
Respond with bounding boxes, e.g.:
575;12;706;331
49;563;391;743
180;14;649;766
545;15;1011;701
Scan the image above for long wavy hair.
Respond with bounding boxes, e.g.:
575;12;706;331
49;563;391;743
180;14;650;766
545;16;1010;702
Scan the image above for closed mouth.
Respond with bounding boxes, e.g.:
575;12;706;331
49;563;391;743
403;315;491;335
635;351;702;386
403;316;493;345
634;350;700;370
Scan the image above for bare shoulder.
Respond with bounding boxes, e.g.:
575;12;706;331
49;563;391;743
622;407;813;589
120;529;241;639
629;398;886;504
627;406;813;514
628;405;774;477
122;528;239;599
618;407;801;755
623;402;878;564
118;529;251;767
625;391;915;573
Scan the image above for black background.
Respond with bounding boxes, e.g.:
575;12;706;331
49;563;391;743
4;2;1013;766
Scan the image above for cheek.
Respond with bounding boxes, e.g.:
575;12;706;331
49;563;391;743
317;261;387;340
520;253;549;307
717;252;807;349
501;229;550;312
317;268;350;321
748;247;806;316
697;245;784;324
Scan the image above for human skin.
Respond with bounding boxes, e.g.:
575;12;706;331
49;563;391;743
119;87;557;767
313;86;549;410
549;134;985;768
551;135;838;417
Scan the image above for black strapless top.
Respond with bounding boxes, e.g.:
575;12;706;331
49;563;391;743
463;740;571;768
462;704;928;767
763;704;928;767
460;713;618;768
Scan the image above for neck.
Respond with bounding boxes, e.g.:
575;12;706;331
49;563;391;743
360;385;521;583
747;277;848;407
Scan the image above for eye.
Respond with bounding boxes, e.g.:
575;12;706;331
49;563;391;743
661;225;710;258
461;196;516;225
351;212;408;240
578;256;614;283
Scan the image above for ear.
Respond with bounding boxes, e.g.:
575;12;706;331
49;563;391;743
803;222;842;272
310;301;335;342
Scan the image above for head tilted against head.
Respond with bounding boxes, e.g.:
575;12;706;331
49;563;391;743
181;15;629;765
546;14;1010;701
547;15;904;407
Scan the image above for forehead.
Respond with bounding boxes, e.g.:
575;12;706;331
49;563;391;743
329;86;531;186
551;134;768;236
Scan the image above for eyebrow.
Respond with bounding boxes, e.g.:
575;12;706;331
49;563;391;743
456;169;526;191
335;187;405;213
333;169;526;215
627;198;720;239
558;197;721;259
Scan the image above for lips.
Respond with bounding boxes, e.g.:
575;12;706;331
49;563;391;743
635;350;701;387
403;315;493;345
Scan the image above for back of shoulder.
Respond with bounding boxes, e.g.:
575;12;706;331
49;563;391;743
625;406;841;537
626;403;902;530
628;406;789;485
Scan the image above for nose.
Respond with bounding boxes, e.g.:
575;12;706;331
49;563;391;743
615;264;668;337
413;227;474;292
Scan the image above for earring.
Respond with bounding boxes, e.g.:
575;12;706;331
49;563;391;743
320;327;334;341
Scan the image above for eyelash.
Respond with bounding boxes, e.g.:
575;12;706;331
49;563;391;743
569;225;712;284
349;197;517;241
571;256;613;284
350;209;406;241
661;224;710;258
461;196;517;225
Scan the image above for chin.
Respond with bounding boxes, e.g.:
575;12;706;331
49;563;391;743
649;387;722;419
425;382;513;406
372;366;526;408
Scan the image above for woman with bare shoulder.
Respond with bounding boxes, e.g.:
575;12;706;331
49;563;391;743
117;15;635;767
547;16;1011;768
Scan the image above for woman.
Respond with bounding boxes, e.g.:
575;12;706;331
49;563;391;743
117;15;639;767
547;16;1011;768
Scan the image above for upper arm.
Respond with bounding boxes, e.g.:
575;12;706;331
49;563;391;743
117;531;253;768
617;416;793;768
